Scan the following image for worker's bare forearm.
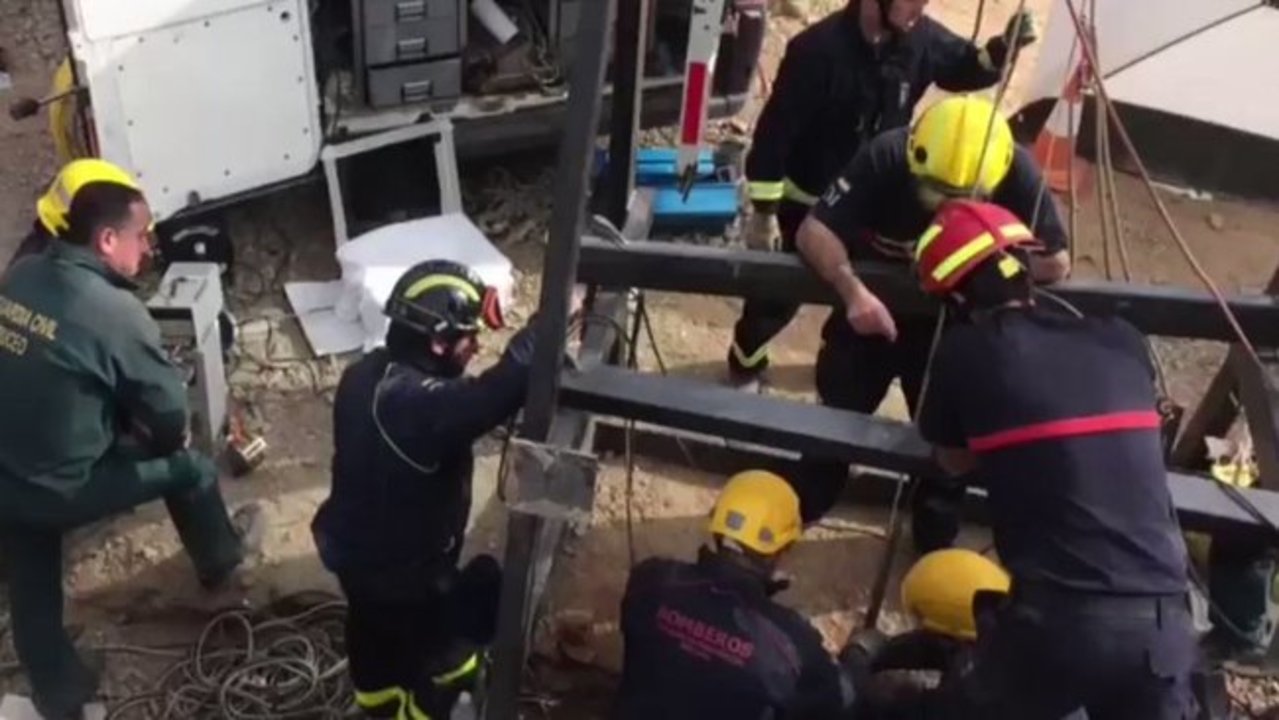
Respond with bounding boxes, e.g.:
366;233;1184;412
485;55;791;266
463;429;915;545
797;217;863;306
1030;249;1071;284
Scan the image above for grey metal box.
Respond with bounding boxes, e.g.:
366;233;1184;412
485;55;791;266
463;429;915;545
363;0;462;65
366;58;463;107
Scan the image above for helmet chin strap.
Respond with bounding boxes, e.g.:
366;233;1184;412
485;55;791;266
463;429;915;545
875;0;903;40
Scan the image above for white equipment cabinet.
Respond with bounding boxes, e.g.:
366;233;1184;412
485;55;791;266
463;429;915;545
65;0;325;222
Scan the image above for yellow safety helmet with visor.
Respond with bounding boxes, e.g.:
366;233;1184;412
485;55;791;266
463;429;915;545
907;95;1015;200
36;158;144;236
708;469;802;557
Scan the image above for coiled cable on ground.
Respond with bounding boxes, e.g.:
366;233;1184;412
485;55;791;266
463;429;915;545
105;594;352;720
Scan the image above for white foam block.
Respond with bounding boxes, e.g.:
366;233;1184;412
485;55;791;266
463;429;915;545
0;695;105;720
334;214;515;352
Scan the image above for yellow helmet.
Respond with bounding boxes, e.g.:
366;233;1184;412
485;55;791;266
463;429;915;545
907;95;1015;198
707;470;801;556
36;158;142;235
901;548;1011;641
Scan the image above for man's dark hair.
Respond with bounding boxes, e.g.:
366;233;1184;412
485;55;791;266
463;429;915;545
950;247;1033;310
64;181;146;247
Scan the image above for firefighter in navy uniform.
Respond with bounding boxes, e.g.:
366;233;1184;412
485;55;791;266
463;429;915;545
0;164;264;720
312;260;580;720
727;0;1038;389
793;94;1071;553
897;200;1197;718
616;469;859;719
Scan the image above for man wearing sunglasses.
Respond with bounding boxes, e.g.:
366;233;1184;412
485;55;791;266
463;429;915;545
792;95;1070;553
312;259;582;720
0;160;265;720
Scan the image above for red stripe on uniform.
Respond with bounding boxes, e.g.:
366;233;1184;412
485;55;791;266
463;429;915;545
968;411;1163;453
681;63;709;145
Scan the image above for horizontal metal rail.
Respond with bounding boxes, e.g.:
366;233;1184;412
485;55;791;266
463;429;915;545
560;364;1279;542
576;238;1279;345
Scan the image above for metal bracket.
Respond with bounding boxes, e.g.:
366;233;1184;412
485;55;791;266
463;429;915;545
500;437;600;522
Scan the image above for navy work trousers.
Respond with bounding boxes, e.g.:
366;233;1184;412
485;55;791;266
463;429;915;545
795;314;965;554
338;554;502;719
0;449;242;719
919;586;1199;719
727;199;811;376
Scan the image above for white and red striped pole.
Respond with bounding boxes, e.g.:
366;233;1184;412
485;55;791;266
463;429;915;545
675;0;728;195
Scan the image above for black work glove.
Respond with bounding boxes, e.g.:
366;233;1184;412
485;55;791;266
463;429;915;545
981;9;1039;71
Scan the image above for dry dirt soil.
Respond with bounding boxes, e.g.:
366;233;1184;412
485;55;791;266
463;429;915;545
2;0;1278;716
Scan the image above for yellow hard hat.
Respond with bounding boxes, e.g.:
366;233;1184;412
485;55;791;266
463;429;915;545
907;95;1015;198
707;470;802;556
901;548;1011;641
36;158;142;235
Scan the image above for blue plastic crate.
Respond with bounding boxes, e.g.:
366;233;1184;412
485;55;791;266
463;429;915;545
651;182;739;232
634;148;716;186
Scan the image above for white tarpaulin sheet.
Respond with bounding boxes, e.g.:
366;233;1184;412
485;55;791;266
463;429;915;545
1028;0;1278;141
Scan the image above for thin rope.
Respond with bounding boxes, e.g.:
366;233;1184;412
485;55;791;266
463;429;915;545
1061;0;1265;370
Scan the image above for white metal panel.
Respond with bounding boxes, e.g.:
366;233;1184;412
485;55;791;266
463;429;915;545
1027;0;1262;106
72;0;271;41
72;0;322;220
1105;10;1279;142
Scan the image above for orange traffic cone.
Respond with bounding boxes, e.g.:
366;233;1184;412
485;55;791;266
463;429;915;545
1031;57;1093;197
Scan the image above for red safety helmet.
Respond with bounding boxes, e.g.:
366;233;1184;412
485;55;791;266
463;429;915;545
913;200;1038;295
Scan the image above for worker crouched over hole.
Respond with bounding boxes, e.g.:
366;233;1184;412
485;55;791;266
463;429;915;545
311;259;584;719
615;470;862;718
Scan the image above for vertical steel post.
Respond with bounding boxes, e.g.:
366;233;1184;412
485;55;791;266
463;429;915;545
484;1;617;717
601;0;650;227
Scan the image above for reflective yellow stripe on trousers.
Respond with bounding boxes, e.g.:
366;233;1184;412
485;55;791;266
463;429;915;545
356;686;408;717
432;652;480;687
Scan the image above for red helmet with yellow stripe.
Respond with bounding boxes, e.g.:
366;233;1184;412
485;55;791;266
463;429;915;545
914;200;1038;295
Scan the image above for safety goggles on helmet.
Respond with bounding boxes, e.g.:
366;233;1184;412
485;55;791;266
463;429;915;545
913;199;1039;295
385;262;506;341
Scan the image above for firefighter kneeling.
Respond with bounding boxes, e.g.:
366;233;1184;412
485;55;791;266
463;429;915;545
616;470;860;718
845;550;1012;715
312;260;580;719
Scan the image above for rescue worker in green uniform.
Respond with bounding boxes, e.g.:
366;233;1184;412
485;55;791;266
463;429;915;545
0;159;265;720
1;160;130;272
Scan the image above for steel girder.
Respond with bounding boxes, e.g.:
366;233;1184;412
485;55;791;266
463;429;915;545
576;238;1279;345
560;364;1279;543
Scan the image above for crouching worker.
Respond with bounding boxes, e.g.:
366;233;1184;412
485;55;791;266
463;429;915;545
842;549;1012;715
312;260;582;719
616;470;859;719
904;200;1197;718
0;168;265;719
4;159;139;273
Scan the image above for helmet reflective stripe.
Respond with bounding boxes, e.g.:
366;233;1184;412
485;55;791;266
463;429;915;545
915;223;944;261
402;274;482;302
931;232;996;283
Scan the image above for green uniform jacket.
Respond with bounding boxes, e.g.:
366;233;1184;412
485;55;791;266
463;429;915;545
0;241;188;497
